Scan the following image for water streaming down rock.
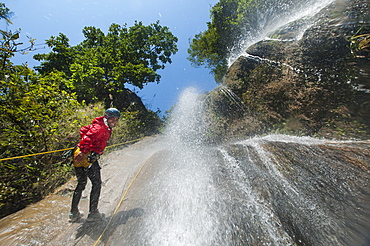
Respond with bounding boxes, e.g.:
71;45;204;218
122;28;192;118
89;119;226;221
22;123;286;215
0;88;368;245
71;0;370;244
1;1;368;244
223;0;370;139
216;135;370;245
138;0;370;244
142;88;219;246
228;0;336;66
139;88;370;246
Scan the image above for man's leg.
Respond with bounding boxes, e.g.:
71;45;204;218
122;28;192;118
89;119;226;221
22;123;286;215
70;167;87;214
87;161;102;214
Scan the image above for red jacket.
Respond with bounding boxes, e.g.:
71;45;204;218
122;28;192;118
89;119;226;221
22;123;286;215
78;116;112;155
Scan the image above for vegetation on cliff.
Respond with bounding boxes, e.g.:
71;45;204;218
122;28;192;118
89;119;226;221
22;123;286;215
190;0;370;141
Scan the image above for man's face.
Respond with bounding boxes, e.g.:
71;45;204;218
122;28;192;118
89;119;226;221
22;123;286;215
107;117;119;128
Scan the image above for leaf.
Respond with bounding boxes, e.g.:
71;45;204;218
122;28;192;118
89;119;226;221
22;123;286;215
10;32;19;40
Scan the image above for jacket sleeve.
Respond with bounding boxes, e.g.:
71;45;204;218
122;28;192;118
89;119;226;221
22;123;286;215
78;125;103;154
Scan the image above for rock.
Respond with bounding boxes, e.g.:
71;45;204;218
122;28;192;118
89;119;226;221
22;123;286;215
221;0;370;138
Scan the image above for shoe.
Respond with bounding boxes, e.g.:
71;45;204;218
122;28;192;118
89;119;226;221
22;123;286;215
69;211;83;221
86;212;104;222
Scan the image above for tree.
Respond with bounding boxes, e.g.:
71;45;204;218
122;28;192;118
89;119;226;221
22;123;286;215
0;3;13;24
0;66;82;216
34;21;178;107
0;3;82;217
188;0;253;82
0;3;36;80
33;33;75;79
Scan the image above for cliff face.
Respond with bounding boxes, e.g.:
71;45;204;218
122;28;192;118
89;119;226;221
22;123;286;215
221;0;370;139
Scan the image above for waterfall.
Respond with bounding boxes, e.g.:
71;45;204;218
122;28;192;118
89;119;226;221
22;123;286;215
0;87;367;245
215;135;370;245
139;88;370;246
143;88;219;246
137;1;370;245
165;87;208;147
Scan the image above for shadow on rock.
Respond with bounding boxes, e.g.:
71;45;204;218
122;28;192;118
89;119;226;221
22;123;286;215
74;208;144;243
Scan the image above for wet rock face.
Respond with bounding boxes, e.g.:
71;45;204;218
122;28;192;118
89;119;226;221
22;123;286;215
222;0;370;137
226;0;370;87
219;138;370;246
221;56;260;97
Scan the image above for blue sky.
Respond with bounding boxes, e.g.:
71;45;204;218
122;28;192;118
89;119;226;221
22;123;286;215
3;0;219;114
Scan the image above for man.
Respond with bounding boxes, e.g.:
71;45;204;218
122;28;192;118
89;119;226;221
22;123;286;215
69;108;120;222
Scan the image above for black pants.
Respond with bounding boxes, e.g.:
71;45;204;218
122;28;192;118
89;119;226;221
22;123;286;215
70;161;102;214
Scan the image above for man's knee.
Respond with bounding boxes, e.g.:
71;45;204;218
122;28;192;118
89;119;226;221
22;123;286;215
89;163;102;187
75;180;87;191
91;177;102;189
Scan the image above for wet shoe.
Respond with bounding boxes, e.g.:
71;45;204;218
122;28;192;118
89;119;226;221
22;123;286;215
86;212;104;222
69;211;83;221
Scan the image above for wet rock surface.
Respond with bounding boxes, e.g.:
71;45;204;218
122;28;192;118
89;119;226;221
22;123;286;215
0;135;369;245
222;0;370;138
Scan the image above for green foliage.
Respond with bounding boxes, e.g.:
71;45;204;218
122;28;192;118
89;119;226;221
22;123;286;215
0;5;36;73
33;33;75;78
188;0;256;82
0;65;83;217
34;21;178;105
1;68;80;154
0;3;13;24
0;3;169;218
110;111;145;145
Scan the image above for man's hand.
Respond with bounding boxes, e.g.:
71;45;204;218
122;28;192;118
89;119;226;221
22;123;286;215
88;152;100;163
74;152;87;163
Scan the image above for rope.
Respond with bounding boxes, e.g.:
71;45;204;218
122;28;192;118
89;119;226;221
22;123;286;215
93;154;153;246
0;147;75;162
0;137;147;162
106;137;147;149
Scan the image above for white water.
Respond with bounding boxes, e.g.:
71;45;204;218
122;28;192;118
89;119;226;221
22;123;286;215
227;0;335;66
138;87;369;245
138;0;369;244
143;88;219;246
2;90;367;246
